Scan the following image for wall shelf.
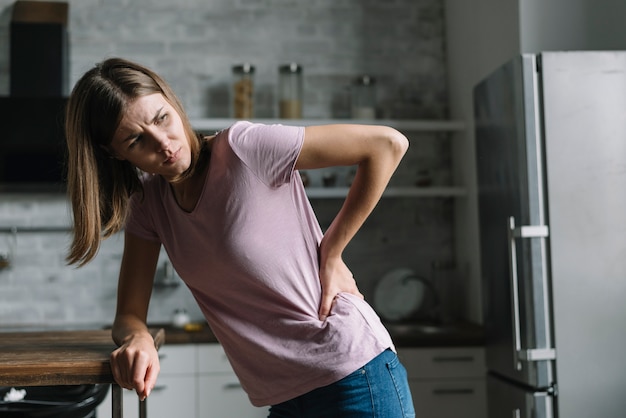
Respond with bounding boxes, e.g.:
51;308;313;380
190;118;466;133
191;118;468;199
0;226;70;234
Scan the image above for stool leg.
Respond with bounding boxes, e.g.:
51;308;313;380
112;384;123;418
139;398;147;418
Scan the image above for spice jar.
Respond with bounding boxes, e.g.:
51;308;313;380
351;75;376;119
278;63;303;119
232;63;255;119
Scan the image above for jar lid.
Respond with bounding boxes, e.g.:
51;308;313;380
279;63;303;73
354;75;376;85
233;63;255;74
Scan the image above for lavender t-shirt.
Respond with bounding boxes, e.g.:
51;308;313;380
125;121;394;406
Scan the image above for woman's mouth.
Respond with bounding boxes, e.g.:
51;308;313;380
164;148;180;164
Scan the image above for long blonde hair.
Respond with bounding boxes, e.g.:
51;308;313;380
65;58;202;266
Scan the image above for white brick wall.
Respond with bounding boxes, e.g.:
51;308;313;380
0;0;447;118
0;0;452;326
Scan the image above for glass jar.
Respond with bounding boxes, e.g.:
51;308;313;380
278;63;303;119
232;63;255;119
351;75;376;119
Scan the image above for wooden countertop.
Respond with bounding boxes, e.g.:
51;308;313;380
0;328;164;387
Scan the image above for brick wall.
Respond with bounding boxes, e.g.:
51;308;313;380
0;0;452;326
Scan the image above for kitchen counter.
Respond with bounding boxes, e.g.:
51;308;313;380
0;329;164;386
0;328;164;418
0;319;483;348
383;321;485;347
150;320;484;347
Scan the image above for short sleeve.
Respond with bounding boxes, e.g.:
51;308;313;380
125;188;161;243
227;122;305;187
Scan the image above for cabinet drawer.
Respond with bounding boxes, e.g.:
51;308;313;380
197;343;234;374
409;378;487;418
398;347;485;379
158;345;196;375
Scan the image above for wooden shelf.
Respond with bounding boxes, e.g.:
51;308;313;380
190;118;466;132
306;186;467;199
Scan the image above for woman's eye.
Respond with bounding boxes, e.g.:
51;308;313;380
156;113;168;124
128;136;142;149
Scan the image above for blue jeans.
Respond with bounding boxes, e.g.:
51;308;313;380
268;349;416;418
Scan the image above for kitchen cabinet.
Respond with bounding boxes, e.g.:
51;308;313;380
197;344;268;417
97;344;268;418
398;347;487;418
96;332;486;418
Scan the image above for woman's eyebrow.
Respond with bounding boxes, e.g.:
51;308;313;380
151;106;165;123
120;106;165;143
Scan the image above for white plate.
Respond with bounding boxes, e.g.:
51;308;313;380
374;268;425;322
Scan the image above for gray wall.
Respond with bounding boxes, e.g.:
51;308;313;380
0;0;452;327
520;0;626;53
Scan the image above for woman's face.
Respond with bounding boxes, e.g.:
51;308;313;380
109;93;191;181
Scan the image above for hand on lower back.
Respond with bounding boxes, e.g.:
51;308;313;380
318;255;364;321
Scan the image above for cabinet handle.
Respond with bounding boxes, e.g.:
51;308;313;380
432;388;475;396
158;353;167;360
151;385;167;392
223;382;243;390
432;356;475;363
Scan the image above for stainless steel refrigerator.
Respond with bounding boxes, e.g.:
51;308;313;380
474;51;626;418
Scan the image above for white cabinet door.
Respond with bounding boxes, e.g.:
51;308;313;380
198;375;269;418
398;347;486;379
398;347;487;418
197;344;234;374
147;375;197;418
197;344;269;418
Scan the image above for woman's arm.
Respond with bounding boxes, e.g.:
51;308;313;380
297;124;409;320
110;231;162;400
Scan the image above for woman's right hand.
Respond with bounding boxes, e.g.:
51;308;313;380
111;232;162;400
110;331;160;401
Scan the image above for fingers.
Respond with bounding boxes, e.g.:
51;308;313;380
318;275;365;320
110;348;131;389
110;345;159;400
141;362;160;400
318;254;366;320
318;291;335;321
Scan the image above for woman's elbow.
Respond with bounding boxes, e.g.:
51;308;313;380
385;128;409;161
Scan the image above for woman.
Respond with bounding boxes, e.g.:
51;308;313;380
65;57;415;417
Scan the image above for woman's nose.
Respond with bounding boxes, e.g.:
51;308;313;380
152;133;171;152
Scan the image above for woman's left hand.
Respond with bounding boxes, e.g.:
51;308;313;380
300;124;408;322
318;254;364;321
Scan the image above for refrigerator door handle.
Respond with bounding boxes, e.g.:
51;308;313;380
507;216;556;370
518;347;556;362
